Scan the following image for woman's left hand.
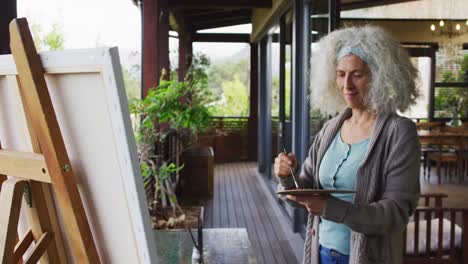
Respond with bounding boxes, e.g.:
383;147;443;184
287;195;327;215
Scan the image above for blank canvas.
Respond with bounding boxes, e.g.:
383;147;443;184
0;47;158;263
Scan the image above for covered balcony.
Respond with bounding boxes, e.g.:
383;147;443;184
1;0;467;263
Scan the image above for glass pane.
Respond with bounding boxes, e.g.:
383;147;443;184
434;48;467;120
309;0;330;146
435;49;468;83
434;87;468;118
270;25;280;179
310;0;330;43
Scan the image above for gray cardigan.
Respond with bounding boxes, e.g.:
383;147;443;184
279;108;421;264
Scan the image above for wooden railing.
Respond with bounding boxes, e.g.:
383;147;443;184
198;116;250;163
404;193;468;264
204;116;249;135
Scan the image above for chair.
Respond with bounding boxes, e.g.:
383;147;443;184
427;135;463;184
416;122;442;178
419;136;439;179
404;193;468;264
441;127;468;182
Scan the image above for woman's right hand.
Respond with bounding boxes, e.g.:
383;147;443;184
274;152;298;178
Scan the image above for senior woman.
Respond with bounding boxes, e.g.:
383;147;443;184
275;26;421;264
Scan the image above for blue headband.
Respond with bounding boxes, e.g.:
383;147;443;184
337;46;370;64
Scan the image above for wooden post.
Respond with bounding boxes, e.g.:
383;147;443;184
248;43;258;161
156;0;170;81
142;0;158;97
142;0;170;97
178;34;188;81
0;0;16;55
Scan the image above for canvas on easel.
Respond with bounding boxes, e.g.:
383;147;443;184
0;18;157;263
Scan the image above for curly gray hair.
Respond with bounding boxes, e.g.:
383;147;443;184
310;26;421;115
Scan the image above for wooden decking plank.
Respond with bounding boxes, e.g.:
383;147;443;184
233;163;268;264
225;163;238;228
237;163;278;264
243;162;291;264
244;163;297;263
231;165;247;227
202;162;300;264
212;165;221;227
242;162;288;264
202;195;213;228
219;164;230;227
229;163;246;228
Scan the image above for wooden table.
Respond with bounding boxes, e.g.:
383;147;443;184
154;228;256;263
418;130;467;183
418;130;467;141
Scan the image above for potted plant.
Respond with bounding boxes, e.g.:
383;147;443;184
129;54;215;228
129;84;185;228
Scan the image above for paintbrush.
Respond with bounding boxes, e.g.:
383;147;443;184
283;148;299;189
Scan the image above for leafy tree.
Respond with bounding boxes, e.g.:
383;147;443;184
123;66;140;102
208;58;249;99
459;54;468;81
442;70;456;82
43;23;65;51
31;22;65;51
210;75;249;116
129;59;213;228
434;54;468;118
187;53;217;109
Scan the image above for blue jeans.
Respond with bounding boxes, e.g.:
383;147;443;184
319;245;350;264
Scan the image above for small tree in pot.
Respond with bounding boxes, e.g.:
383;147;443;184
129;55;214;228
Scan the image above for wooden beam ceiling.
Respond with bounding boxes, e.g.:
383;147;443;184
189;9;251;24
192;33;250;43
186;9;251;31
182;8;245;19
341;0;419;11
170;10;189;35
168;0;271;9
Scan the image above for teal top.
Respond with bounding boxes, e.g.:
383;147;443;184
318;131;370;255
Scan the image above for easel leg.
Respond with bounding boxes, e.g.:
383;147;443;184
23;181;66;263
9;18;100;263
0;178;26;264
14;74;67;264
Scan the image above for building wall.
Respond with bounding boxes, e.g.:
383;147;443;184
252;0;468;44
342;19;468;44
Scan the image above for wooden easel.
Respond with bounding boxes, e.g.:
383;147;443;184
0;18;101;264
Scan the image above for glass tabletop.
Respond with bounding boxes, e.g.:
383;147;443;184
154;228;256;264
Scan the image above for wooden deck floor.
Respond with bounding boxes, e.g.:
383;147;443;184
420;168;468;208
194;162;299;264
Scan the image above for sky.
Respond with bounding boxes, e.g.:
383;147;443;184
17;0;251;67
18;0;141;51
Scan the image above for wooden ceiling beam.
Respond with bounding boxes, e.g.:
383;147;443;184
192;33;250;43
183;9;244;18
169;0;271;9
169;10;189;35
341;0;418;11
189;10;251;24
